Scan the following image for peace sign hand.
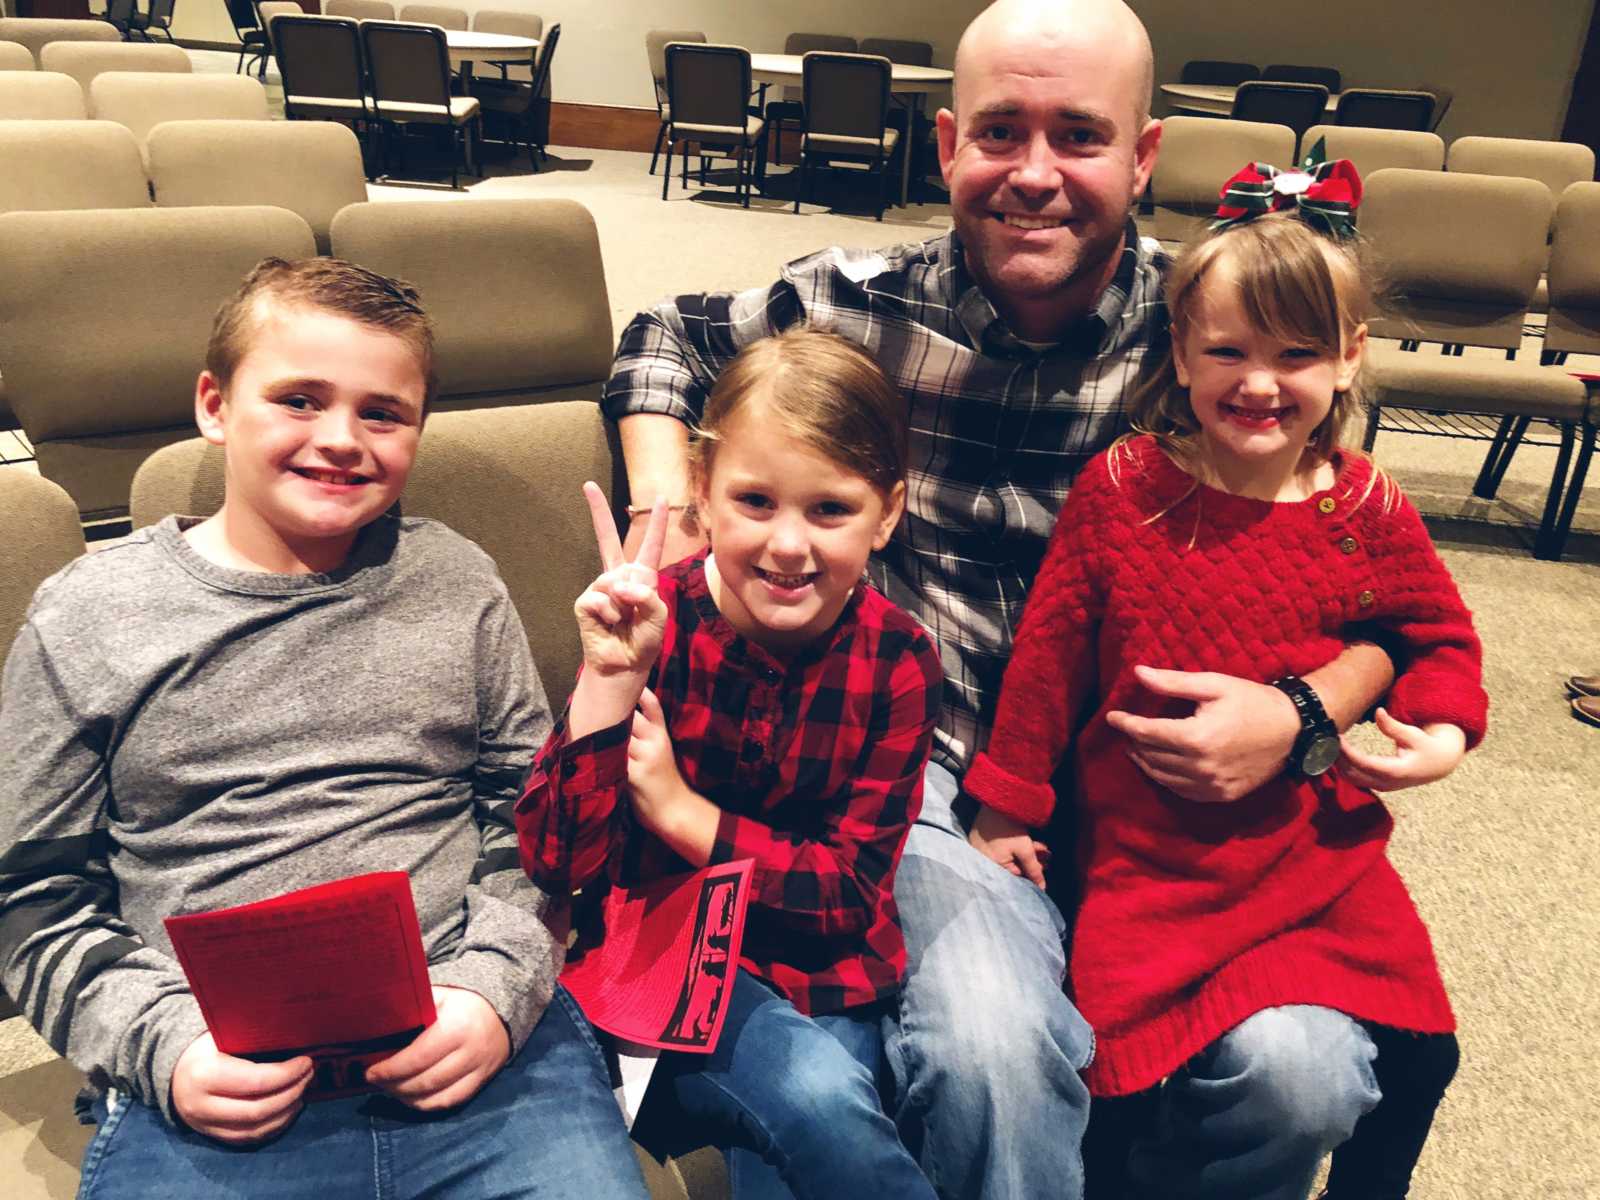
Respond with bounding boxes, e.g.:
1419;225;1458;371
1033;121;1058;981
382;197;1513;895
574;482;671;680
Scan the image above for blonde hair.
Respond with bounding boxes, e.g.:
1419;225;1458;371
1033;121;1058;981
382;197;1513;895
1115;214;1394;529
690;327;908;496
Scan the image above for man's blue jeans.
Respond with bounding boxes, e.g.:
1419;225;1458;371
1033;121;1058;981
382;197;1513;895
76;986;650;1200
885;763;1383;1200
639;969;936;1200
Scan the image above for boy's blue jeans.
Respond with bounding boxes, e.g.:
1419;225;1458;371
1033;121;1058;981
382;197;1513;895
638;969;937;1200
76;986;650;1200
883;762;1381;1200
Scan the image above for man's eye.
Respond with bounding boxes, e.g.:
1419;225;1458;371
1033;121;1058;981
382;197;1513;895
1065;128;1102;146
978;124;1014;144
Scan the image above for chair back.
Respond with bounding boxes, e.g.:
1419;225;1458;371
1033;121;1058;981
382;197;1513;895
146;0;177;30
802;51;890;144
780;32;854;102
0;18;120;65
362;21;452;120
129;402;625;710
646;28;704;108
1230;80;1327;143
1545;181;1600;356
474;10;541;39
1262;63;1340;91
0;471;85;672
530;21;559;103
330;198;613;408
224;0;259;37
38;41;190;95
104;0;137;32
255;0;304;48
1179;60;1257;86
1446;136;1596;203
1302;124;1444;175
0;39;35;70
325;0;396;19
1334;88;1434;131
665;42;751;136
1150;114;1295;241
0;205;316;519
399;4;466;30
858;37;932;66
0;70;85;119
90;72;269;167
1362;168;1553;349
149;120;367;255
0;120;149;212
1418;82;1453;131
274;15;366;121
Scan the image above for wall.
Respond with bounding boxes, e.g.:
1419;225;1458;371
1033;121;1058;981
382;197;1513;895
172;0;1588;143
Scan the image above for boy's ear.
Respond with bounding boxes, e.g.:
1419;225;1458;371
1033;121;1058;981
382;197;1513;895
1336;323;1368;392
873;481;907;551
194;371;228;446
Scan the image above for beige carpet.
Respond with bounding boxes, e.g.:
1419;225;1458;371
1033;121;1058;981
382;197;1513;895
1;52;1596;1197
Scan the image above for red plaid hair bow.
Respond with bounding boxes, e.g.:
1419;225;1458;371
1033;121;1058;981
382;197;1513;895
1212;138;1363;238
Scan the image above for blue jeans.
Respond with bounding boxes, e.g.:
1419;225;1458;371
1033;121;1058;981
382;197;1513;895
1127;1006;1382;1200
884;761;1095;1200
639;969;936;1200
76;986;650;1200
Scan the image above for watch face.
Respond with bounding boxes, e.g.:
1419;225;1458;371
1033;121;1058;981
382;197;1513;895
1302;734;1341;776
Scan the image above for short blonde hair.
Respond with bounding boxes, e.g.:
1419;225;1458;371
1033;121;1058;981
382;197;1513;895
691;327;908;495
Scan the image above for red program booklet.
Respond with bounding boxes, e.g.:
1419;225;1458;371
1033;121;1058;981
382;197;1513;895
560;859;754;1055
164;871;436;1100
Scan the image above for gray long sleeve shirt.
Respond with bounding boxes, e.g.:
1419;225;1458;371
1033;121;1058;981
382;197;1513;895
0;515;559;1122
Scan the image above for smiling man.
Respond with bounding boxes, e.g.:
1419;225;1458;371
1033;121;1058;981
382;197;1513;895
603;3;1395;1197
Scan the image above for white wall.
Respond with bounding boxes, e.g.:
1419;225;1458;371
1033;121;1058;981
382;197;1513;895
173;0;1587;142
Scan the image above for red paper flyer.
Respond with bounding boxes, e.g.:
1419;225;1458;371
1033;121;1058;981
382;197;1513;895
561;859;754;1055
164;871;436;1099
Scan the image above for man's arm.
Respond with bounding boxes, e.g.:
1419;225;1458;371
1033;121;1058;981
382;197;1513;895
1104;642;1394;804
618;412;704;562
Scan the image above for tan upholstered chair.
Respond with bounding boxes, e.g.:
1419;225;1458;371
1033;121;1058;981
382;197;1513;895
0;120;149;212
0;205;316;521
1150;114;1296;242
330;198;612;411
0;470;85;669
662;42;766;207
0;70;85;119
796;52;898;221
361;20;481;188
645;28;705;175
149;120;368;255
473;9;541;82
0;17;120;66
1447;136;1596;204
38;41;190;96
0;39;35;70
1362;168;1588;559
325;0;397;20
89;73;269;168
129;403;627;711
1301;125;1444;175
398;4;467;30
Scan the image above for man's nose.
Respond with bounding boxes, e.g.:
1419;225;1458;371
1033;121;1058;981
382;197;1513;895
1010;133;1059;193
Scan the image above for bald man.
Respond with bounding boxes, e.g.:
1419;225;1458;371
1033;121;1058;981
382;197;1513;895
604;2;1393;1196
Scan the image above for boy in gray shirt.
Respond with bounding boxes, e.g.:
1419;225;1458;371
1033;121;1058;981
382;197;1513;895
0;259;650;1199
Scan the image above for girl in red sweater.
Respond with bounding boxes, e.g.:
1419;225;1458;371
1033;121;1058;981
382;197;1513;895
964;207;1487;1200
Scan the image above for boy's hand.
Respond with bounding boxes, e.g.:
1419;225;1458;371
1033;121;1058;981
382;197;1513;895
576;483;670;679
364;986;510;1111
968;805;1051;889
1338;709;1466;792
171;1032;312;1144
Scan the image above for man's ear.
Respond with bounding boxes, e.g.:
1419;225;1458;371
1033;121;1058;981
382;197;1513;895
873;480;907;551
1132;118;1162;202
194;371;227;446
936;107;958;185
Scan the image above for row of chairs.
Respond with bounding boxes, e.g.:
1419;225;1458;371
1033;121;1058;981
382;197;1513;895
102;0;178;43
0;197;615;532
0;37;189;90
1152;117;1595;244
0;16;119;63
1182;60;1345;90
1231;81;1444;139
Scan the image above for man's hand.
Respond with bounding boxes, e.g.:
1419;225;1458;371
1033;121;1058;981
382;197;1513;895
968;805;1051;888
364;986;510;1111
1105;665;1299;803
171;1032;311;1144
1339;709;1466;792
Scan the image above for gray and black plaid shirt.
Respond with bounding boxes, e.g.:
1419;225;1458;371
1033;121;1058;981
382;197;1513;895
604;226;1171;774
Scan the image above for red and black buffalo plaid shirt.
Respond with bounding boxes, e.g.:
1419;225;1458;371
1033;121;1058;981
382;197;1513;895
516;552;943;1016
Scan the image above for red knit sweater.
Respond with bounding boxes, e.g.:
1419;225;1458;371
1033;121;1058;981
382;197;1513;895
964;436;1487;1097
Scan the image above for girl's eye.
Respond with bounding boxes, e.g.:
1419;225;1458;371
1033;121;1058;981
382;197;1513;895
815;501;853;519
735;492;773;511
1282;347;1320;361
1206;347;1242;360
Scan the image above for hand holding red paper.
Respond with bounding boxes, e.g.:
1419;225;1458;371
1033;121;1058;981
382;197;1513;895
172;1033;312;1144
364;986;510;1111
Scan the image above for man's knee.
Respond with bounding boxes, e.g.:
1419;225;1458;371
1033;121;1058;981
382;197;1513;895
1212;1006;1381;1147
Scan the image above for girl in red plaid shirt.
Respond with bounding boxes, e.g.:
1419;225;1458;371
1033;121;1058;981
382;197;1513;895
516;329;942;1199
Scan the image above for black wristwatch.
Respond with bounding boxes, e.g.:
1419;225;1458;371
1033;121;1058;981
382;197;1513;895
1272;675;1340;777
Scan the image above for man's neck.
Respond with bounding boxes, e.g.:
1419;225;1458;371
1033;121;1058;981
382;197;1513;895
982;238;1125;345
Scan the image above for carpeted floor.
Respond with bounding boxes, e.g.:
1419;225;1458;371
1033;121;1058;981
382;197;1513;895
1;50;1596;1199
